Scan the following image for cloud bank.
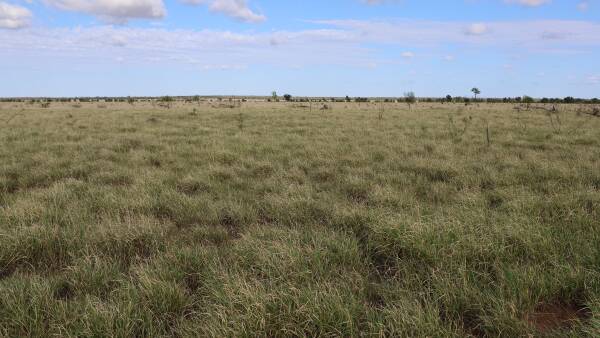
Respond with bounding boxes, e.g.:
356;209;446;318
0;2;32;29
181;0;265;23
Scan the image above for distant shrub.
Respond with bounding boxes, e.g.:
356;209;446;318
404;92;416;109
522;96;534;104
522;96;534;109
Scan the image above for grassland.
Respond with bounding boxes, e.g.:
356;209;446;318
0;99;599;337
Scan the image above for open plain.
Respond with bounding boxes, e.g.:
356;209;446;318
0;100;599;337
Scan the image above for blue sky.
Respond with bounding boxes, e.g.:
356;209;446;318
1;0;599;98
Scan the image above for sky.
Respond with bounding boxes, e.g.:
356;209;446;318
0;0;599;98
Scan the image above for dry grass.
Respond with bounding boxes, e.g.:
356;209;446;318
0;100;599;337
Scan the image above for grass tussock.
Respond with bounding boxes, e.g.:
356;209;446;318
0;101;599;337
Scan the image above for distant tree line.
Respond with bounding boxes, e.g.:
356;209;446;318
1;96;598;104
0;97;153;103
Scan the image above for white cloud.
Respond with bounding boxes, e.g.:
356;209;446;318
0;2;32;29
540;31;568;40
364;0;551;7
401;51;414;58
0;25;369;69
314;19;600;49
1;19;600;72
181;0;265;23
504;0;551;7
465;23;489;36
577;1;589;12
109;34;127;46
44;0;166;23
362;0;402;4
587;75;600;85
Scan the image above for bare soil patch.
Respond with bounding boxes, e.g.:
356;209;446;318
526;302;592;333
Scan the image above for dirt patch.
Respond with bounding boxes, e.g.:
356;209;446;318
460;310;485;338
53;280;75;300
526;302;592;333
0;265;18;280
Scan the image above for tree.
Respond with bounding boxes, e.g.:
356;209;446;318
471;88;481;100
159;96;173;108
404;92;416;110
446;95;453;103
272;91;278;102
522;95;534;109
283;94;292;102
563;96;575;104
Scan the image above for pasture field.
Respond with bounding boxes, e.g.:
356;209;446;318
0;100;599;337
